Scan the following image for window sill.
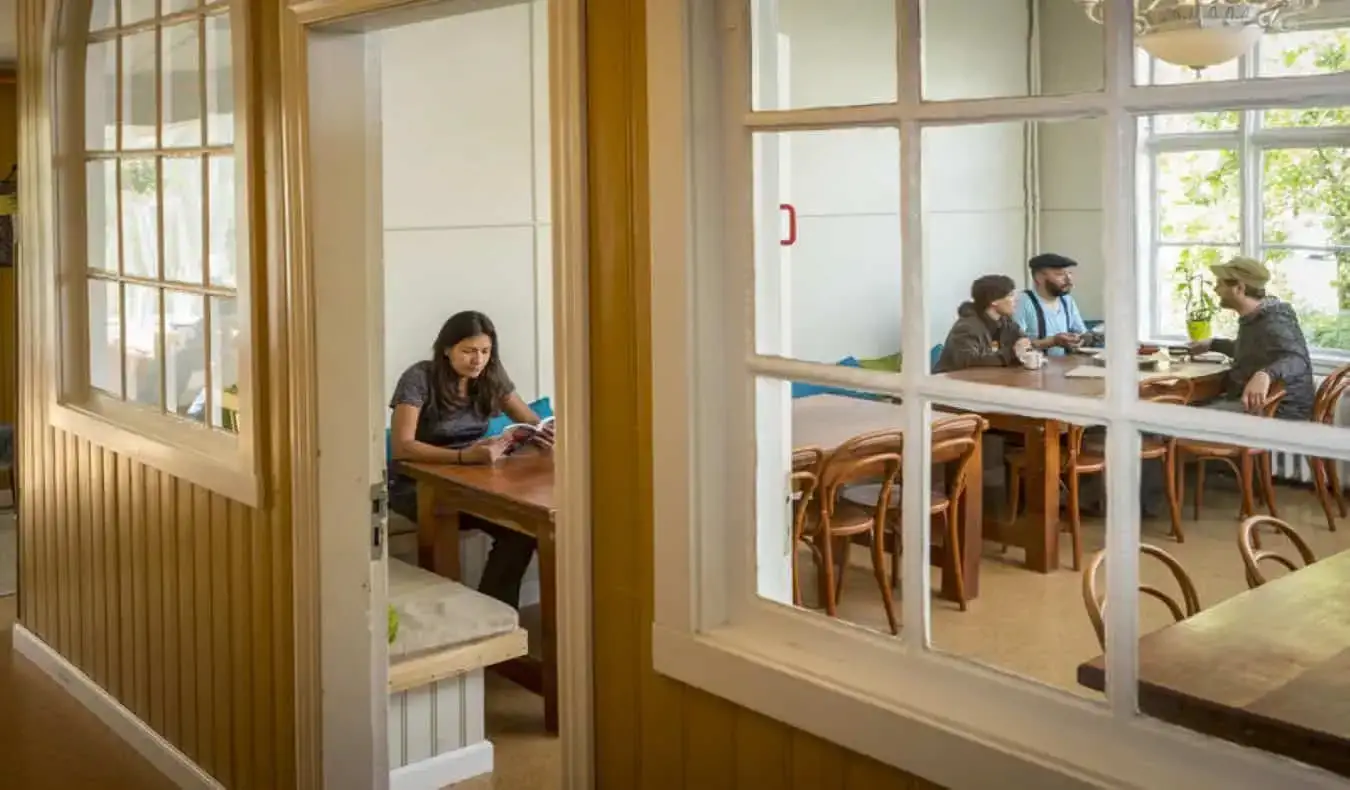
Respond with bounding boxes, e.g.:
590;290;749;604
652;612;1345;790
49;398;263;508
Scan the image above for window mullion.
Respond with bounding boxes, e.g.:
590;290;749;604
1240;46;1261;259
898;118;927;648
896;0;920;112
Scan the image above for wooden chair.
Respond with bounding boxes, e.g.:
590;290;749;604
1309;364;1350;532
1081;544;1201;650
1174;384;1286;523
1238;515;1317;589
1138;377;1194;542
810;431;904;634
790;446;826;608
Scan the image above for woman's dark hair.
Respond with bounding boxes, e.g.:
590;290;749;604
430;311;511;417
970;274;1017;310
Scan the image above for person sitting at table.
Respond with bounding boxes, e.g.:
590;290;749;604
1014;253;1087;356
934;274;1032;373
1187;257;1315;421
387;310;553;608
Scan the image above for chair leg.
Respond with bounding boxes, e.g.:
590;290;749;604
1310;458;1339;532
1194;459;1206;520
818;528;837;617
1066;471;1083;572
1164;452;1184;543
1003;463;1022;553
889;526;900;589
1258;452;1279;518
792;541;802;607
870;525;899;635
1329;460;1348;519
1239;455;1256;520
833;537;849;604
943;510;967;612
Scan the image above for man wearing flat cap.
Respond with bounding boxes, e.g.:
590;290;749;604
1189;256;1315;419
1014;253;1088;356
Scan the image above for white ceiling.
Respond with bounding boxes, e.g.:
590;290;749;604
0;0;17;65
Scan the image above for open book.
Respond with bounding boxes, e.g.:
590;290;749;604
503;416;556;455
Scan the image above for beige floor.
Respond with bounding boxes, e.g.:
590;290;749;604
449;671;562;790
802;477;1350;698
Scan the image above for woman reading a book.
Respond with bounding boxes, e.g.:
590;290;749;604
388;310;552;608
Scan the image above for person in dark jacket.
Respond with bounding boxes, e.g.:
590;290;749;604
934;275;1031;373
1188;257;1315;420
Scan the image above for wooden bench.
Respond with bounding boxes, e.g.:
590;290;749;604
387;559;528;789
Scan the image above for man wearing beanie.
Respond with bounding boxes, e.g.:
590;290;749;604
934;274;1031;373
1189;256;1315;420
1015;253;1088;356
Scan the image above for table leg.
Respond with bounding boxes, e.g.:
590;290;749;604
1021;420;1061;573
416;482;438;571
416;483;462;581
537;524;559;734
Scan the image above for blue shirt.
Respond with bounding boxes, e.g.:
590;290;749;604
1014;290;1087;356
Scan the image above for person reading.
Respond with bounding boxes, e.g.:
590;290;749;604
387;310;553;608
1014;253;1088;356
934;274;1033;373
1187;257;1315;420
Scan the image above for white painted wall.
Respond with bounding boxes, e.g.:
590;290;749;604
379;0;552;405
770;0;1032;363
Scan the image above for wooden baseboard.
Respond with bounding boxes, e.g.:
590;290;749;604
11;625;224;789
389;740;493;790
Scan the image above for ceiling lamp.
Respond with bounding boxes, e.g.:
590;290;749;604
1075;1;1321;70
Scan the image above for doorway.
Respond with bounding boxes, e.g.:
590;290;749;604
276;1;590;788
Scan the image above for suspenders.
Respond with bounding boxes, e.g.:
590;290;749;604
1024;289;1070;339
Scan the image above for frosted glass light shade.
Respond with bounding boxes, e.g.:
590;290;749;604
1137;25;1264;69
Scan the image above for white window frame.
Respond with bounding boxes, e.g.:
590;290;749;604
45;0;262;506
649;0;1350;787
1142;36;1350;361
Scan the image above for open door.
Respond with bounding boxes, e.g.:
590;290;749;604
308;29;391;790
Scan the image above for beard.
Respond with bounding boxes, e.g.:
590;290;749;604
1045;280;1071;297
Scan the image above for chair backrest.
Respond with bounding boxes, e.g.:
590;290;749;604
819;430;904;512
1313;364;1350;425
1238;515;1317;588
790;447;827;544
1082;544;1201;649
930;414;987;501
1140;376;1195;403
1259;381;1287;417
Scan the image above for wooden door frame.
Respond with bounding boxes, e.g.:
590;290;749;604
271;0;593;787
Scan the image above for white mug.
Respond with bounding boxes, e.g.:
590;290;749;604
1020;349;1046;370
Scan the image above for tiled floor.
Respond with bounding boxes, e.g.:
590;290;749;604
800;477;1350;697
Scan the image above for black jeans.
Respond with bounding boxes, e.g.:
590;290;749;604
390;486;537;609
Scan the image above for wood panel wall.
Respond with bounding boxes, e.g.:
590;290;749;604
584;1;943;788
14;2;297;788
0;79;17;426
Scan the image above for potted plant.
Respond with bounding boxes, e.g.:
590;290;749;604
1181;273;1217;342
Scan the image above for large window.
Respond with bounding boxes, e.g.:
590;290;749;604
651;0;1350;787
52;0;257;504
1143;28;1350;354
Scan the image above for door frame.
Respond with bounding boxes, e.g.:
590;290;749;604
272;0;593;787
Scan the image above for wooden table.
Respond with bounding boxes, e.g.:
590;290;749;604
793;394;983;602
1077;550;1350;777
938;356;1228;573
398;454;560;733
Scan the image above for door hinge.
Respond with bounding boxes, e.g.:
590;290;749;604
371;480;388;561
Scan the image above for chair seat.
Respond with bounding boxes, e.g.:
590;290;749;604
1007;447;1105;474
841;483;950;514
1175;438;1257;457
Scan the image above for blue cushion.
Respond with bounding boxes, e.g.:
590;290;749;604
929;344;943;373
791;357;876;400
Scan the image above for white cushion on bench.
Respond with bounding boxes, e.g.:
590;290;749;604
388;559;519;660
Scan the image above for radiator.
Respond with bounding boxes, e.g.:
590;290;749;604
1270;373;1350;487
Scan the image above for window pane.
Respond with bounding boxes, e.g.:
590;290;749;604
1153;246;1240;339
85;39;117;150
1262;147;1349;248
88;279;122;396
164;0;198;13
205;13;234;146
749;0;896;111
162;21;203;149
1257;27;1350;79
89;0;116;31
763;374;903;637
210;296;240;432
926;118;1105;403
165;290;207;422
85;160;119;272
122;29;158;150
121;0;157;26
124;283;162;409
932;403;1108;699
207;153;235;288
1262;250;1350;352
923;0;1103;100
1156;149;1240;244
163;156;204;284
121;158;160;278
752;128;900;365
1263;105;1350;129
1148;111;1239;134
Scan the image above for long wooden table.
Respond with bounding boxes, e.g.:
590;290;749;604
1077;550;1350;777
793;394;982;602
398;454;560;733
939;356;1228;573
